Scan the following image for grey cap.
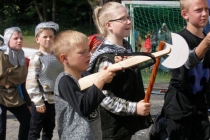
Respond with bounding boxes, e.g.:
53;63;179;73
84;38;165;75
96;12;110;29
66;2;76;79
4;27;21;45
35;21;59;36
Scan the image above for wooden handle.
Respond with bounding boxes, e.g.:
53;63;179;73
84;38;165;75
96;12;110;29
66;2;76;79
144;41;165;103
78;45;170;91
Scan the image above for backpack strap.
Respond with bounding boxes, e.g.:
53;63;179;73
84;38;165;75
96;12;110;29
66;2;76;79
91;53;115;73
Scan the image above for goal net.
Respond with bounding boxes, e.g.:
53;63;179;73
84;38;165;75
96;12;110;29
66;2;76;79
122;1;186;52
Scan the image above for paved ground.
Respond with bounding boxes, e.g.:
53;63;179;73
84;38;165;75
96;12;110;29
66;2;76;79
5;48;205;139
6;111;60;140
6;83;167;140
6;96;165;139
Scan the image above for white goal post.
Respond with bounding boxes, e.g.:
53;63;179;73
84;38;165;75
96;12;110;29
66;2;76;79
121;1;185;52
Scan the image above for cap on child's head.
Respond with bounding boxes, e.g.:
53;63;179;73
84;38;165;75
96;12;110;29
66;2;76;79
88;34;104;49
35;21;59;36
4;27;21;45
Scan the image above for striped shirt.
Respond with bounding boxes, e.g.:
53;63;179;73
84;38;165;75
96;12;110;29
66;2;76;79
99;61;137;115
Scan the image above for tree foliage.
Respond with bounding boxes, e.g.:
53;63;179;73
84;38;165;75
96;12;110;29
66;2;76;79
0;0;179;35
0;0;95;35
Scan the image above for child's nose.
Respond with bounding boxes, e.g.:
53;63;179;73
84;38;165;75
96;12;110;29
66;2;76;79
127;19;132;24
18;39;22;42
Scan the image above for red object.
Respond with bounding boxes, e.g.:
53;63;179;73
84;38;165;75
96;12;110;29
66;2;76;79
88;34;104;49
25;58;30;68
144;38;152;53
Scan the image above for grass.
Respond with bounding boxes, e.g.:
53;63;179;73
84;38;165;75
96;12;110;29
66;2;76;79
23;36;38;49
142;70;170;90
141;69;171;85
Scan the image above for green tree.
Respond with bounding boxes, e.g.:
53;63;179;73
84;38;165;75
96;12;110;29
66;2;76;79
34;0;56;22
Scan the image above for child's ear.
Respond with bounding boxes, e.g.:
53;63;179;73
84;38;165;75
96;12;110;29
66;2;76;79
60;54;68;64
181;10;188;20
105;21;112;31
35;37;39;43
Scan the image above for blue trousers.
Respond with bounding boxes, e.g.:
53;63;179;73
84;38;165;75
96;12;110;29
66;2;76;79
0;103;31;140
28;101;55;140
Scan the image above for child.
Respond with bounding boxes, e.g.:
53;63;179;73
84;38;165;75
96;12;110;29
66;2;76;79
26;21;62;140
157;23;172;45
151;31;158;53
52;30;121;140
144;33;152;53
88;2;152;140
160;0;210;139
0;27;31;140
134;27;142;52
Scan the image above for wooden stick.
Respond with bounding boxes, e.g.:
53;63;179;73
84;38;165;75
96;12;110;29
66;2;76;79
144;41;166;103
79;46;170;91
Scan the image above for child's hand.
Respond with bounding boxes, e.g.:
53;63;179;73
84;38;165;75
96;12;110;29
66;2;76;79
36;105;46;113
204;33;210;45
98;66;116;84
114;56;129;63
136;100;151;116
94;65;122;90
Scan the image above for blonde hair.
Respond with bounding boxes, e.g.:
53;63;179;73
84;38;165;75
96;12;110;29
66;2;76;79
53;30;88;63
180;0;192;11
93;2;126;37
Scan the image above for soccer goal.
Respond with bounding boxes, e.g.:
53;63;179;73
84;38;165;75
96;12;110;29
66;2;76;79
122;1;186;52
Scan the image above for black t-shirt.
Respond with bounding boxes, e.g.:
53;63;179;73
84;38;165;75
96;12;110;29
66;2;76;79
58;74;105;117
164;29;210;120
169;29;210;96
